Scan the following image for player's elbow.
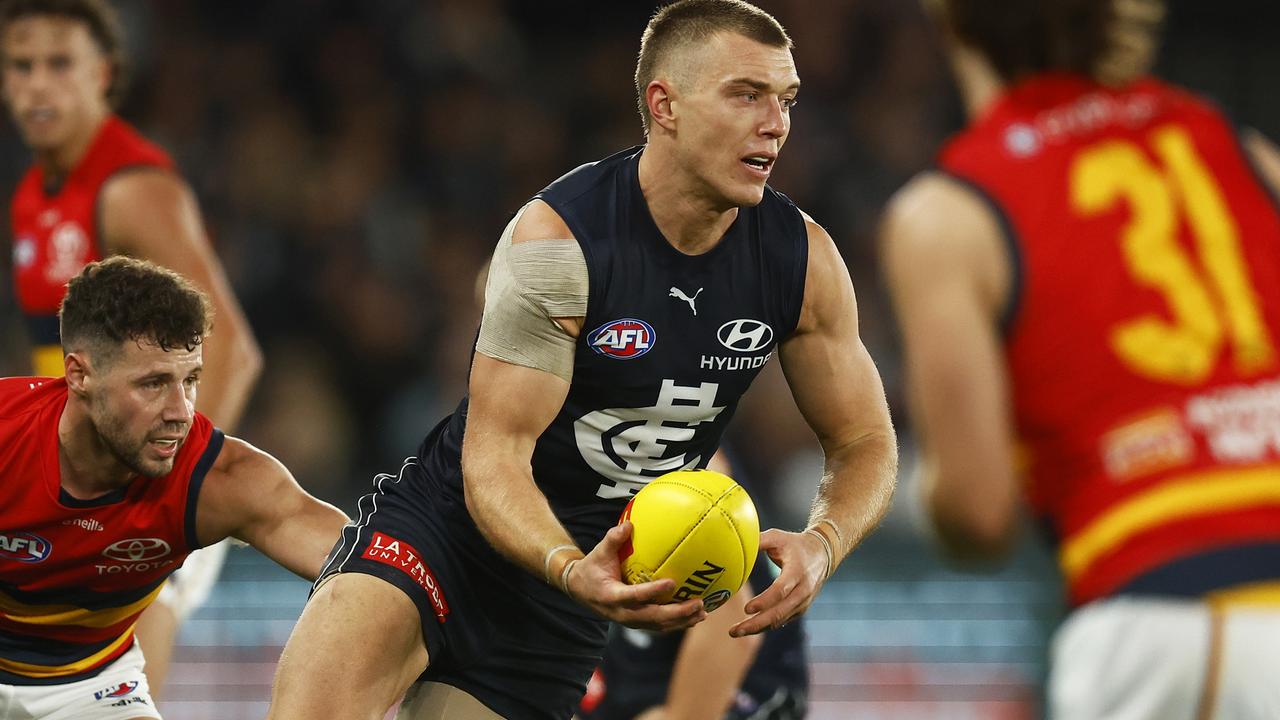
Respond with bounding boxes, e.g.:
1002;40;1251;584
458;443;496;523
932;510;1018;565
925;479;1019;566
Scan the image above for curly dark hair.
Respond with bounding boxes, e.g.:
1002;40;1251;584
0;0;128;106
930;0;1163;86
635;0;792;135
60;256;212;365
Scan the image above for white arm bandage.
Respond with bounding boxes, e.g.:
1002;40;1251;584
475;206;588;382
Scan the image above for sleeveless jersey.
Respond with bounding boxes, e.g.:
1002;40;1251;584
420;144;808;555
939;73;1280;606
0;377;221;685
9;115;174;376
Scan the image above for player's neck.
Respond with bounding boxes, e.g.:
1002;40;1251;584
37;110;110;182
950;45;1005;121
637;146;739;256
56;398;136;499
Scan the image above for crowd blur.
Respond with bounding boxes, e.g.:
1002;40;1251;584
1;0;1277;524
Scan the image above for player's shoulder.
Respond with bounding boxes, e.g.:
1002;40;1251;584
205;434;290;500
536;146;642;209
511;200;576;245
97;116;174;169
0;377;64;421
884;171;1001;246
881;171;1009;285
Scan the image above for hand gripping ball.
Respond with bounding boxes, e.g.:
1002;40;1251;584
618;469;759;612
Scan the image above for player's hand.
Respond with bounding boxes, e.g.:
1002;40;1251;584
565;521;707;632
634;707;670;720
728;528;828;637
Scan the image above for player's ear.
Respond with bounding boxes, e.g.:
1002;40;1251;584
64;351;92;395
94;51;112;99
647;79;678;133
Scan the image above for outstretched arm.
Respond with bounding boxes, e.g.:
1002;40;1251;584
881;172;1020;562
731;218;898;637
101;169;262;430
197;436;349;579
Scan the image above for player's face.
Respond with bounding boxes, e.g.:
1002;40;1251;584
673;32;799;208
1;15;110;152
88;340;202;479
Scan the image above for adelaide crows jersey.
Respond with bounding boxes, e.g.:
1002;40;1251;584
419;145;809;549
939;73;1280;606
0;377;220;685
9;116;173;376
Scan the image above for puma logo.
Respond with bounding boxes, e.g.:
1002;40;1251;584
669;286;704;316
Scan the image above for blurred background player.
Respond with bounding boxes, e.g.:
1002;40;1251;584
0;0;262;697
0;257;346;720
577;452;808;720
883;0;1280;717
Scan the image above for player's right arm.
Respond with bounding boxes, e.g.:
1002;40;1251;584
197;436;349;579
99;169;262;431
462;200;705;632
880;172;1022;562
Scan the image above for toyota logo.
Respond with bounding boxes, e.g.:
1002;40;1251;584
102;538;171;562
717;319;774;353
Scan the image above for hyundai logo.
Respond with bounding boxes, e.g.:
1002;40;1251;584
102;538;171;562
717;319;773;353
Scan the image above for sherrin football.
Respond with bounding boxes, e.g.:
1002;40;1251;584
619;469;759;612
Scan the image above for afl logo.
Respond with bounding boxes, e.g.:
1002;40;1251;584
103;538;171;562
588;319;656;360
0;532;51;563
717;319;773;353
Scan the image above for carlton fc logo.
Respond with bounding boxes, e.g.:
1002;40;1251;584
717;319;773;353
102;538;171;562
588;319;655;360
0;532;51;563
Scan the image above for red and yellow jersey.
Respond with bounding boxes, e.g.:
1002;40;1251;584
0;377;221;685
939;73;1280;607
9;115;174;376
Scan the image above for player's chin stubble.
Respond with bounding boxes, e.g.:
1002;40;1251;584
91;405;179;479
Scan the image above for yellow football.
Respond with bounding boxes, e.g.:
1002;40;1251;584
618;469;759;612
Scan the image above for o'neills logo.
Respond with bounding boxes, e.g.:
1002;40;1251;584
362;532;450;622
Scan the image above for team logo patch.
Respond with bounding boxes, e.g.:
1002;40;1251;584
588;318;655;360
94;681;139;700
717;319;773;353
0;532;51;563
362;532;450;622
102;538;171;562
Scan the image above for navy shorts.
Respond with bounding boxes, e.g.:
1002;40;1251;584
315;457;608;720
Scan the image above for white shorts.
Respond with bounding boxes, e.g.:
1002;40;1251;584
1049;596;1280;720
0;644;160;720
155;539;229;622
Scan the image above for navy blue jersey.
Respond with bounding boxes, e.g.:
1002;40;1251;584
419;145;808;552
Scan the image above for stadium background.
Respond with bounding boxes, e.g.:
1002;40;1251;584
1;1;1277;717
